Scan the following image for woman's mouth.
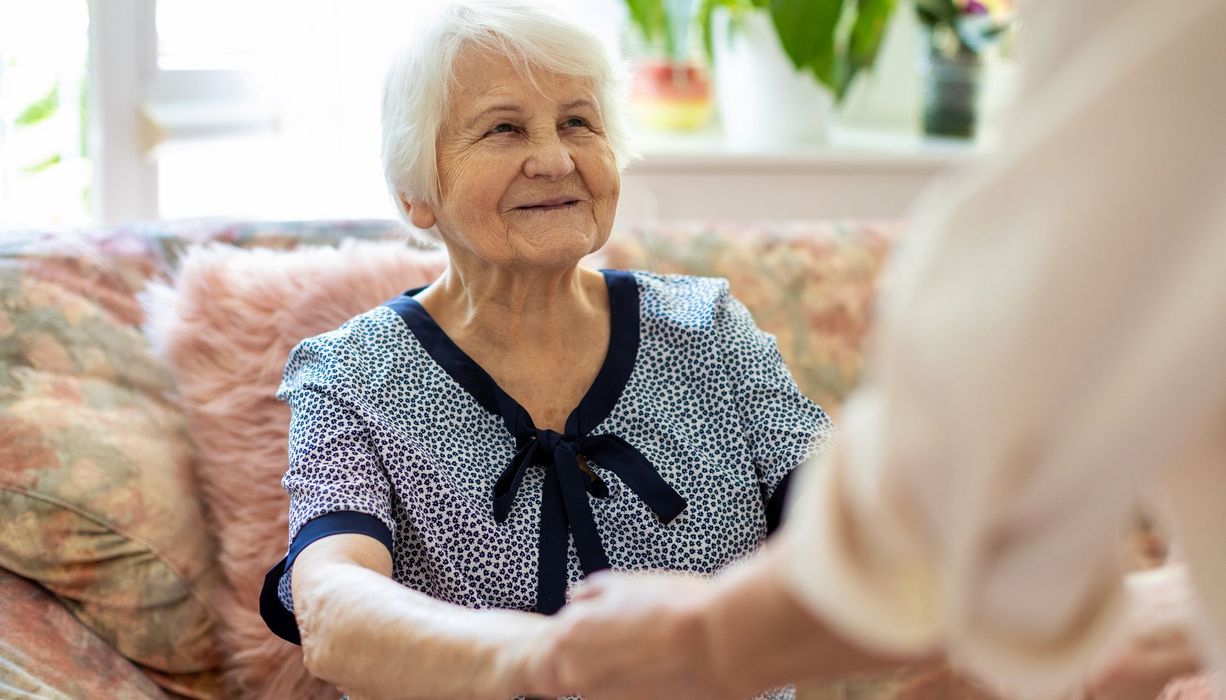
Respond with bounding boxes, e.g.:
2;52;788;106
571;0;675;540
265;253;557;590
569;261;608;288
517;197;580;211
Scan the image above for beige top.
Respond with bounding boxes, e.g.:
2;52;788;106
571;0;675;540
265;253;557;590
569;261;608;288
776;0;1226;697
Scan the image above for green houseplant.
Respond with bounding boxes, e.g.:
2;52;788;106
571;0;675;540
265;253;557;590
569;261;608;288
621;0;714;131
702;0;897;103
914;0;1014;137
696;0;897;145
621;0;896;138
624;0;699;65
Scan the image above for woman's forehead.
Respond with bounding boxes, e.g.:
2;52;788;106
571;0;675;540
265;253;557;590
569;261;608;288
450;47;596;110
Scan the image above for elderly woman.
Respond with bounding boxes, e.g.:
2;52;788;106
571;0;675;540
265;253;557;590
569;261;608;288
258;1;831;698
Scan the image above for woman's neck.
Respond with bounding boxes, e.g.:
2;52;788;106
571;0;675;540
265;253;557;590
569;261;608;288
415;250;608;351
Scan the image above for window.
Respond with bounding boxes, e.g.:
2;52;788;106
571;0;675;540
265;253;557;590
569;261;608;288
28;0;986;228
0;0;91;229
87;0;589;225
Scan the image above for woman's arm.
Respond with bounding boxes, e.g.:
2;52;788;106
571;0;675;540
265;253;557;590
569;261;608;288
528;542;919;700
291;533;552;700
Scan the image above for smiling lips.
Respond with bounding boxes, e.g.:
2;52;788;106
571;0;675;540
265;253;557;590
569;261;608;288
516;196;581;211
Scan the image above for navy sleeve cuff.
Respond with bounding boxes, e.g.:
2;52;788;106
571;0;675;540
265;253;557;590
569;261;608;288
259;511;393;645
764;469;795;536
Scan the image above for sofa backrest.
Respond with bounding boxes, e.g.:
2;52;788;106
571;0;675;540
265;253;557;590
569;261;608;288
0;217;901;698
0;220;410;697
602;220;901;416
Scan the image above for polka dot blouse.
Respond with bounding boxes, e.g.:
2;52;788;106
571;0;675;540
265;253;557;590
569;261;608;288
259;270;833;698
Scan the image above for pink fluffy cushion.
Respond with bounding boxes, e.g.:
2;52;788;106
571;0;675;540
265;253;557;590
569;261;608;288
143;239;446;698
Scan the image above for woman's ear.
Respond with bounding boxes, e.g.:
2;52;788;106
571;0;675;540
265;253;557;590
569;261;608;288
400;194;437;230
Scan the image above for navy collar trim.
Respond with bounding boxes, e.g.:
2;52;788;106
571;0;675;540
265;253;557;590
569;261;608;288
385;269;687;615
383;269;641;438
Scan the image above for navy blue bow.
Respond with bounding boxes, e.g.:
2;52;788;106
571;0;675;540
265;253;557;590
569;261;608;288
493;427;687;614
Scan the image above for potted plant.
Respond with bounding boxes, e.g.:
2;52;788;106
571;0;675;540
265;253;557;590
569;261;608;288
701;0;897;147
623;0;714;132
915;0;1014;138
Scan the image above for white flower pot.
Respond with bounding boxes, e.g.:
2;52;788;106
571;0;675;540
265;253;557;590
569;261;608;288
710;6;835;148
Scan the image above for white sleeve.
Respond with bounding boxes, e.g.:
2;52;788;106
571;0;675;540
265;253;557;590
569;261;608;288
776;0;1226;697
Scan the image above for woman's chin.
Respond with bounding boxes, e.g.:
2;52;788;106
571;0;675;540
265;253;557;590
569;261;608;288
510;225;608;267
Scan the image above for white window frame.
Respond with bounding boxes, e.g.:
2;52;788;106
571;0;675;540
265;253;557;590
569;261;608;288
87;0;988;226
88;0;272;224
88;0;157;223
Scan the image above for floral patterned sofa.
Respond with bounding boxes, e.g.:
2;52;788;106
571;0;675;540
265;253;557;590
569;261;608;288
0;217;983;700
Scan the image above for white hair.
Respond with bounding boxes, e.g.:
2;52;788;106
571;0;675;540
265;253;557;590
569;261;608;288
380;0;637;239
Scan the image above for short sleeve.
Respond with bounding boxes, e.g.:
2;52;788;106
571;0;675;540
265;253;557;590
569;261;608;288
259;337;396;644
714;289;835;530
278;383;396;544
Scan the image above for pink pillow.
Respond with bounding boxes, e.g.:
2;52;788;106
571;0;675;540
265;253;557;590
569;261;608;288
0;568;169;699
601;221;901;417
144;239;446;698
0;234;224;684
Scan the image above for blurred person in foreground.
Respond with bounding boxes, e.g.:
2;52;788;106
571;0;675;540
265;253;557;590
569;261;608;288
525;0;1226;698
257;1;834;698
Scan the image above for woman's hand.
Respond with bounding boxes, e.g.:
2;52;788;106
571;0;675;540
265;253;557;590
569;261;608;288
522;546;900;700
1080;565;1205;700
523;570;738;700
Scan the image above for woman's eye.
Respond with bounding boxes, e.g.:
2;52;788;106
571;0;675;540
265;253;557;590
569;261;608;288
487;123;516;135
561;117;588;129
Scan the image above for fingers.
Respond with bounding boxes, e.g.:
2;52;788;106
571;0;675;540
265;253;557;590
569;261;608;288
511;571;735;700
1081;566;1207;700
568;571;610;602
538;572;722;699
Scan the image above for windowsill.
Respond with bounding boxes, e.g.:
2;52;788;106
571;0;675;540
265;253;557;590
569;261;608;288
629;125;992;174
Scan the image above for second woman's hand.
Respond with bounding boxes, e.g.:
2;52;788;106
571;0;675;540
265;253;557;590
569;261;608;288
521;570;743;700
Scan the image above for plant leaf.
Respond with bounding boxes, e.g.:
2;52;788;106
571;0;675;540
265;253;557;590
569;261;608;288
21;153;62;174
808;42;842;95
769;0;844;73
699;0;751;62
15;82;60;128
626;0;664;46
840;0;896;98
700;0;719;60
914;0;957;25
849;0;895;65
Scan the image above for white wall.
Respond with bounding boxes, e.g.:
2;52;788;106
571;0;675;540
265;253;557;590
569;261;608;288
77;0;997;226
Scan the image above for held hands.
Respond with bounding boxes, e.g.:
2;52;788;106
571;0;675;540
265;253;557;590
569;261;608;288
516;565;1210;700
1077;565;1205;700
311;569;728;700
333;573;729;700
521;571;746;700
336;564;1208;700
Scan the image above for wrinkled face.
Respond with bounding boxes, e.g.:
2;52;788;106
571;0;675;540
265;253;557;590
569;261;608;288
408;48;620;270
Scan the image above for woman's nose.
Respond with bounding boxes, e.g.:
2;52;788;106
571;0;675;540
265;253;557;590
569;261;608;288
523;133;576;180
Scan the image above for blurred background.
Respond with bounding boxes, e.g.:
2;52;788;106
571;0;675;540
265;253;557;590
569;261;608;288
0;0;1017;231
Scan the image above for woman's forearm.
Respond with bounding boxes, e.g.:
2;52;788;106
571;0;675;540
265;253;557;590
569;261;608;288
701;543;922;695
525;542;930;700
293;537;548;699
